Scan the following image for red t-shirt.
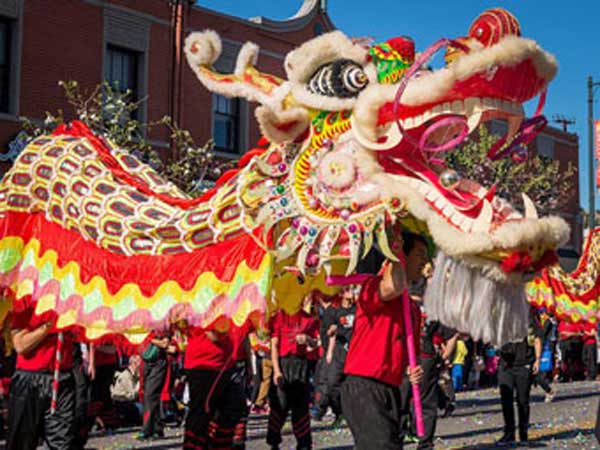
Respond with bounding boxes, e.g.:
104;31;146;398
558;320;583;340
94;345;118;367
11;308;74;372
344;275;421;387
231;322;253;362
184;328;234;371
271;310;319;359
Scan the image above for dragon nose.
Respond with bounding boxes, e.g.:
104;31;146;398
468;8;521;46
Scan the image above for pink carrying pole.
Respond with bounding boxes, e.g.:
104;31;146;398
394;248;425;437
401;288;425;437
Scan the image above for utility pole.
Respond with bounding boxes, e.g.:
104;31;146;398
588;76;600;229
552;114;576;133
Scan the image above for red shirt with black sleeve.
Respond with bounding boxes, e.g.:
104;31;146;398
184;328;234;371
344;275;421;387
271;310;319;359
11;308;74;372
231;322;253;362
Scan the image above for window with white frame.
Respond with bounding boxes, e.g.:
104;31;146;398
212;93;240;153
104;45;139;98
212;40;247;155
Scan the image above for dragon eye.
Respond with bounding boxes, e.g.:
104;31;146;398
341;65;368;93
307;59;369;98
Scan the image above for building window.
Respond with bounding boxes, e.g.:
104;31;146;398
212;94;240;153
536;134;555;158
104;45;139;99
104;45;140;121
0;18;12;113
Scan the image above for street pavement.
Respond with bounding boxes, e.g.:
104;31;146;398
54;381;600;449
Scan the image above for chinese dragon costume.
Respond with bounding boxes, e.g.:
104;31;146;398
528;228;600;325
0;8;569;347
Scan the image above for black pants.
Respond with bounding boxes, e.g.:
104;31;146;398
267;357;312;449
584;343;597;381
398;357;441;449
533;373;552;394
185;367;247;450
142;358;167;436
342;374;407;450
90;363;119;428
7;370;75;450
560;338;584;381
72;361;91;449
417;357;441;450
208;362;248;448
498;365;532;440
314;356;330;415
326;346;347;417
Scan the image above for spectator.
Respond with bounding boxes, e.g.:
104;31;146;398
7;310;76;450
139;332;174;440
495;310;543;446
111;354;143;425
451;337;468;392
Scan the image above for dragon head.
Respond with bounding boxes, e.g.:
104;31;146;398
185;8;569;345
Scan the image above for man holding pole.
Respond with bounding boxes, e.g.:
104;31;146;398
341;232;426;450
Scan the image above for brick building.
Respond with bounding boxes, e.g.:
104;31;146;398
0;0;333;160
535;125;582;269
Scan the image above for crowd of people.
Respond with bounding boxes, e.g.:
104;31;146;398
1;234;599;450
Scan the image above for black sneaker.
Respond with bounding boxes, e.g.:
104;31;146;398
495;434;516;446
441;403;455;418
154;429;165;438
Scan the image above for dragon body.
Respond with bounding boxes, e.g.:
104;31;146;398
528;229;600;325
0;8;569;346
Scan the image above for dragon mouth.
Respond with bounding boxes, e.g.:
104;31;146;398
375;98;526;233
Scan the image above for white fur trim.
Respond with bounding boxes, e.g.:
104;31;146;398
352;149;570;283
184;30;222;67
284;31;369;83
256;106;310;143
353;35;558;137
235;42;260;77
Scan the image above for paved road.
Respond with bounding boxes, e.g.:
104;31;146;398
53;381;600;449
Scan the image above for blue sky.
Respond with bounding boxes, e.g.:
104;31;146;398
201;1;600;211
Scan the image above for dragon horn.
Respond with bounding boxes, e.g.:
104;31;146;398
184;30;285;104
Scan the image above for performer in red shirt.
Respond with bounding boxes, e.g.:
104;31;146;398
267;297;319;450
139;332;174;440
207;322;253;449
6;307;75;450
183;323;251;450
341;232;426;450
582;321;598;381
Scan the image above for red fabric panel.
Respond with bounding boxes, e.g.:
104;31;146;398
1;211;265;296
